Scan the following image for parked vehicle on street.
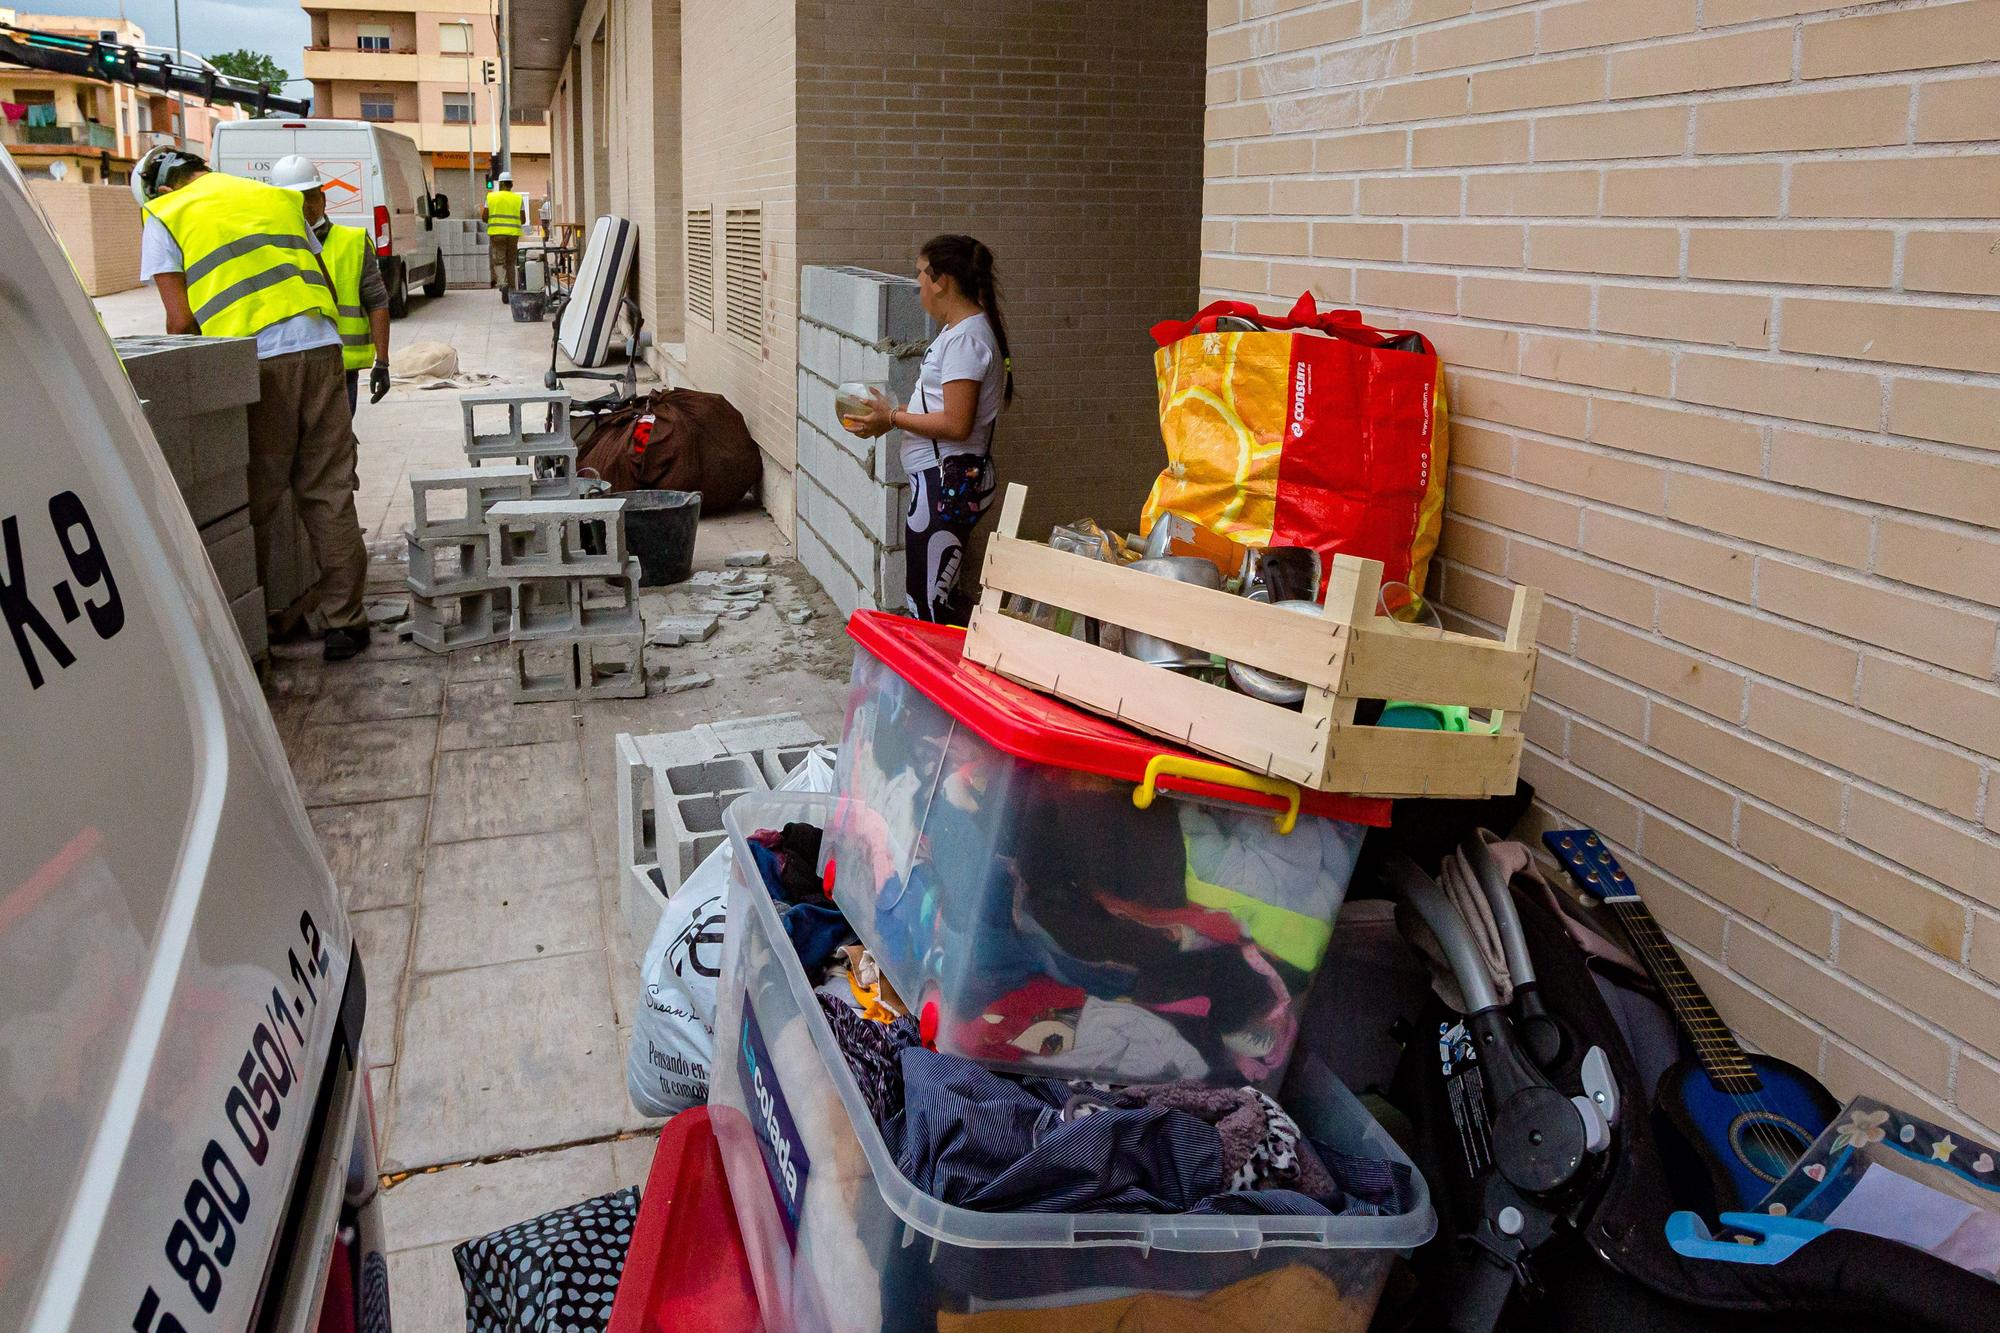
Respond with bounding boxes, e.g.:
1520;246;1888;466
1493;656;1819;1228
213;118;448;319
0;153;391;1332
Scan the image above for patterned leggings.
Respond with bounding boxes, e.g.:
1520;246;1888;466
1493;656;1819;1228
903;460;996;626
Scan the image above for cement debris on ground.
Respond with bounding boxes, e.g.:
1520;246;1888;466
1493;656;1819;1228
786;607;816;624
649;671;714;695
724;550;770;567
646;614;720;647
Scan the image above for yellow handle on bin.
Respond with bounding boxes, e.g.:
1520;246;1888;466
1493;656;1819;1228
1133;754;1302;835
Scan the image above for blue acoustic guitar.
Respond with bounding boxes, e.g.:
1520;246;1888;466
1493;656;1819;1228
1544;829;1839;1212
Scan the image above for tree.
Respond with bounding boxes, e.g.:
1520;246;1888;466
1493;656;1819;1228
206;49;288;114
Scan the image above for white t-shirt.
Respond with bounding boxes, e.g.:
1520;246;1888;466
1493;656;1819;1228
899;311;1006;475
141;213;340;359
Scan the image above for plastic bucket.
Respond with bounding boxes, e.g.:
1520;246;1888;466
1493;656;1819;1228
510;289;547;322
625;489;702;586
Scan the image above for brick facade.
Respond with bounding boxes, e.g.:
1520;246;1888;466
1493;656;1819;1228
1206;0;2000;1137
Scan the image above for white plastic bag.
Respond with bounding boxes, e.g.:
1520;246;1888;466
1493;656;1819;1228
626;746;836;1116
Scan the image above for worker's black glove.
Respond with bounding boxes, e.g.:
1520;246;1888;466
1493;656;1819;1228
369;363;390;404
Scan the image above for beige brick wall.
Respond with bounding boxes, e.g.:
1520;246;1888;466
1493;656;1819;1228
29;181;141;296
1207;0;2000;1138
795;0;1208;541
682;0;799;530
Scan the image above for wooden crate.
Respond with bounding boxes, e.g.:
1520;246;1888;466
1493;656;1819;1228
963;485;1542;798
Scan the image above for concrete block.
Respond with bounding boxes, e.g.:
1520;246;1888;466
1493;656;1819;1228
186;407;250;481
873;433;909;486
509;637;581;701
620;862;669;962
798;318;844;381
410;465;535;539
697;713;826;756
837;337;922;402
408;587;512;652
579;633;646;699
653;754;764;893
203;515;258;599
228;585;268;662
182;465;250;528
578;560;643;634
261;498;317;620
876;546;907;612
509;576;583;638
406;531;503;596
614;732;653;873
800;265;930;346
800;475;885;595
646;613;718;647
796;366;844;444
460;388;571;459
485;498;628;579
759;743;830;787
796;516;867;621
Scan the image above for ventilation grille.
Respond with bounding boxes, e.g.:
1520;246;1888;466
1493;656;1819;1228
723;206;763;347
685;207;714;328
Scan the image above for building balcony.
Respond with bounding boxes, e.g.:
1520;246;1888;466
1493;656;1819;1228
303;48;420;82
5;121;118;149
304;0;431;13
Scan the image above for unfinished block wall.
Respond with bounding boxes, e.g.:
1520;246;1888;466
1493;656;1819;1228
1205;0;2000;1137
28;182;141;296
796;0;1209;545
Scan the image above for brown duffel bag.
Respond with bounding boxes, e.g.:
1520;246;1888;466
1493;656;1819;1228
574;388;762;512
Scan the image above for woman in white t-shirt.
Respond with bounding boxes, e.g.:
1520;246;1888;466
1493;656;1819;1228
846;234;1013;625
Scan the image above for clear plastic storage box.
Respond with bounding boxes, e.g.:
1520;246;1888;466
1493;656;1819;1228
712;792;1435;1333
820;611;1390;1088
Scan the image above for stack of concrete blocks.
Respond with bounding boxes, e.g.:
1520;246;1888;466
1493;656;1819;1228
436;218;490;290
404;465;537;651
115;334;303;662
485;496;645;700
613;713;831;955
795;265;933;618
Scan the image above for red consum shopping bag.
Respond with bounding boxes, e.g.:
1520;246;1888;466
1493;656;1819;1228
1141;293;1450;615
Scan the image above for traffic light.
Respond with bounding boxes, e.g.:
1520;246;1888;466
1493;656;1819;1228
481;59;496;85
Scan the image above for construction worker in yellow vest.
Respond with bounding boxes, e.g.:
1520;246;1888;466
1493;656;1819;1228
271;154;390;416
136;146;373;661
482;169;525;302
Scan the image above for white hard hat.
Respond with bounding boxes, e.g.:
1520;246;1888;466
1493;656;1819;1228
269;154;326;192
131;143;207;205
497;171;513;185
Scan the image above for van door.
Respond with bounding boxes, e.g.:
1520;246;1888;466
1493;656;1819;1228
1;155;356;1333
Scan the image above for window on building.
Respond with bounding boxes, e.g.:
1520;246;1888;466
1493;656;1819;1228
686;206;714;329
443;92;474;124
360;97;396;122
509;107;546;124
356;24;392;52
723;206;762;347
439;22;472;54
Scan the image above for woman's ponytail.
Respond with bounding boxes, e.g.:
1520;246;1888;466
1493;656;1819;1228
922;233;1015;405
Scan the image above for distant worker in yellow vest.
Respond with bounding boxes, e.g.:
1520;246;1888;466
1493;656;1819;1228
271;153;390;416
136;146;373;661
482;170;525;302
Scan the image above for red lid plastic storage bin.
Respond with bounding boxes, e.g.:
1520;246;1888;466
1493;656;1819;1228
823;612;1390;1089
606;1107;763;1333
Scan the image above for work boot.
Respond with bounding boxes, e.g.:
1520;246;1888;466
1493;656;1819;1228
323;625;371;662
500;287;511;304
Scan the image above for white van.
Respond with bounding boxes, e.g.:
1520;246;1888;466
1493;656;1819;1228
0;156;391;1329
212;118;448;319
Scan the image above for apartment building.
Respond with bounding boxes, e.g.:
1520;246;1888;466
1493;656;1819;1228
0;9;242;184
510;0;1207;551
304;0;550;217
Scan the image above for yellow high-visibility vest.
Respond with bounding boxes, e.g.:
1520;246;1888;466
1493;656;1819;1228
485;189;525;238
143;172;337;338
320;224;376;371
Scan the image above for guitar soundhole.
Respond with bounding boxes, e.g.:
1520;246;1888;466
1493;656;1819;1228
1729;1111;1818;1185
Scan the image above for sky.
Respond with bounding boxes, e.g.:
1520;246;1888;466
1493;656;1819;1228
23;1;310;86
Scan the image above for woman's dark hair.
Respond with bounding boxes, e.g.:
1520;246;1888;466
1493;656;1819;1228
921;233;1014;405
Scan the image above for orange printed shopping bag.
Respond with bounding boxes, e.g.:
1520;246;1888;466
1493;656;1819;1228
1141;294;1449;613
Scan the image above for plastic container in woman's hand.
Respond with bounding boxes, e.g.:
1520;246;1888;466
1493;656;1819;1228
835;381;887;433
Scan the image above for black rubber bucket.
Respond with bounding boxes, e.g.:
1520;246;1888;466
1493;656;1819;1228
509;289;547;322
624;489;702;586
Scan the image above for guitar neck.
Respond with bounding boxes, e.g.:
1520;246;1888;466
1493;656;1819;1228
1608;899;1763;1095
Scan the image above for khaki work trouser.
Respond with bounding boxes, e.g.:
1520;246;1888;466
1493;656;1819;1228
246;343;369;632
490;234;520;292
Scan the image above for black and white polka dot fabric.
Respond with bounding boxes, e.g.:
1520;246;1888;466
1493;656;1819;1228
453;1187;640;1333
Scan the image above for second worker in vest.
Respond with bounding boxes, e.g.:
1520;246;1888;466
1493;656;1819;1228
136;146;373;661
270;154;390;416
482;170;525;302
